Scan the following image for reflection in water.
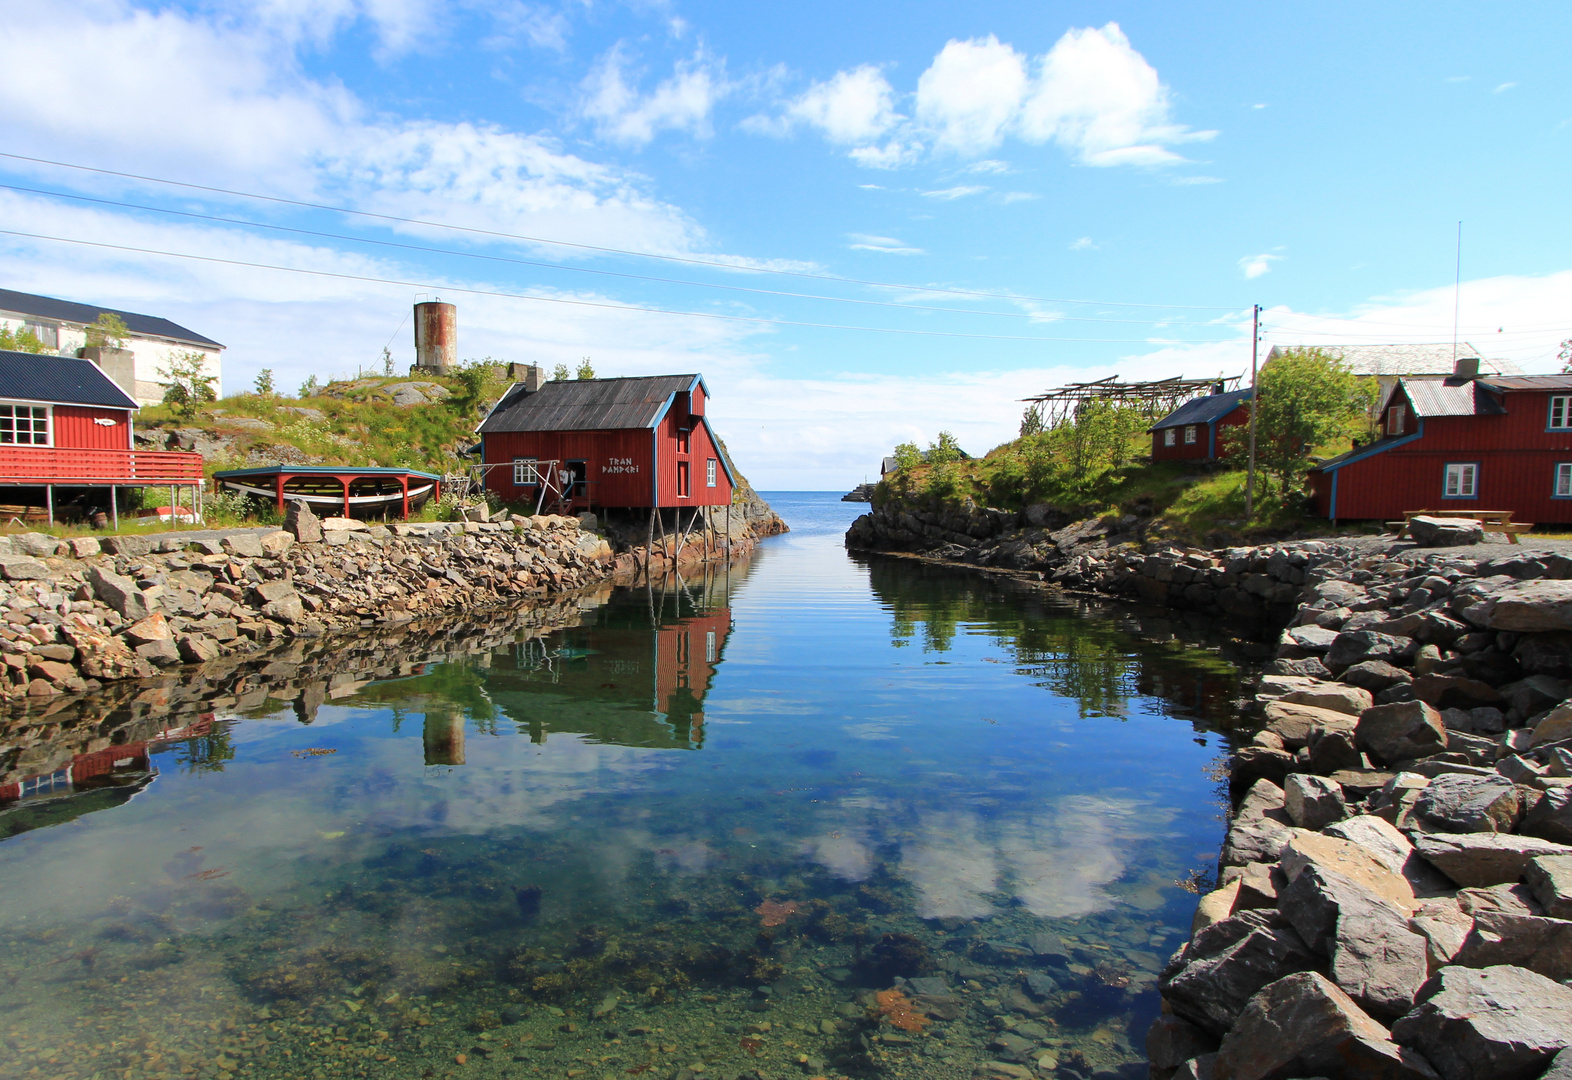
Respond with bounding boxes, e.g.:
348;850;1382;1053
0;496;1243;1080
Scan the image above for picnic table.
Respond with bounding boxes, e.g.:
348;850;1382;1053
1386;509;1533;544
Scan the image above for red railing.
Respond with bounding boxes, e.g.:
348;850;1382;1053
0;447;204;485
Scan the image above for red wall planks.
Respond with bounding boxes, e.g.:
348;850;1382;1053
53;405;131;450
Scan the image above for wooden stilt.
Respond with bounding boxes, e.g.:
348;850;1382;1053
110;486;118;530
46;485;53;526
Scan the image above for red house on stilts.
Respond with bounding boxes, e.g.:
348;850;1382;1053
476;369;736;528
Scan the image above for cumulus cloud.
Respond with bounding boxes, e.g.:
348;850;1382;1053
579;44;731;145
1238;253;1282;279
782;65;900;144
914;35;1030;155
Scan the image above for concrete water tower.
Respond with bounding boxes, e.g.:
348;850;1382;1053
412;300;456;375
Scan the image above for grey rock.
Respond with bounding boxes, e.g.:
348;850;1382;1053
284;499;323;543
1409;900;1475;974
1146;1015;1218;1071
1391;964;1572;1080
1210;971;1438;1080
1456;882;1544;917
1342;660;1413;693
1267;657;1334;679
1454;909;1572;981
1357;700;1449;766
1415;832;1572;888
10;532;61;557
1279;682;1373;716
1324;815;1454;897
0;555;50;581
1222;818;1294;867
1542;1049;1572;1080
1287;625;1340;654
1407;516;1484;547
1278;860;1398;957
87;565;156;620
1022;971;1059;999
1327;631;1413;674
1284;774;1348;830
134;639;181;666
252;580;298;604
1331;892;1432;1018
1162;911;1318;1035
1464;580;1572;632
222;533;265;559
1524;854;1572;919
1413;773;1521;833
101;534;153;557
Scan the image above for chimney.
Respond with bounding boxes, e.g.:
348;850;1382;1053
1454;355;1479;380
1213;379;1226;395
523;364;542;392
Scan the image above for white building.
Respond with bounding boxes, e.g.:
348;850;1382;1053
0;287;223;406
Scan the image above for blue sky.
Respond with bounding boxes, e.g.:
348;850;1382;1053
0;0;1568;487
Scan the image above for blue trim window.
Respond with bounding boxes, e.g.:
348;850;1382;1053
1551;396;1572;430
1162;428;1176;447
512;457;537;486
1183;425;1198;444
1444;462;1478;498
1557;463;1572;498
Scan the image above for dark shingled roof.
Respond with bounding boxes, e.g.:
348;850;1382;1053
1150;388;1252;431
0;287;222;348
478;375;702;433
1479;375;1572;392
0;349;139;409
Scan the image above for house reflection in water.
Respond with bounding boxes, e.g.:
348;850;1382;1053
482;576;735;751
423;706;467;766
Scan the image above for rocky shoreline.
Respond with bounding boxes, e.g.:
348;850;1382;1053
0;501;769;707
847;504;1572;1080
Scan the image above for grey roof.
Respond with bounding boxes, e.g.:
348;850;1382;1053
0;287;223;349
1395;377;1505;418
1478;375;1572;392
882;456;897;475
1151;388;1252;431
478;375;703;433
1267;342;1521;378
0;349;139;409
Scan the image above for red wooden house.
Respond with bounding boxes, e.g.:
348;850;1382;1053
0;348;201;523
476;371;736;514
1150;386;1252;462
1309;372;1572;524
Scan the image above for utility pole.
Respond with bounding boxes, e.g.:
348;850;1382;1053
1245;304;1261;519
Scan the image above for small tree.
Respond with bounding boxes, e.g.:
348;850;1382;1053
159;350;218;420
83;312;130;349
1237;347;1375;502
300;374;320;398
1559;338;1572;373
0;325;51;353
576;357;596;380
1019;406;1044;437
551;363;570;381
254;368;275;396
888;441;922;496
381;346;395;377
924;431;964;497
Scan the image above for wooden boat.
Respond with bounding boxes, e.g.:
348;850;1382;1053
212;466;441;520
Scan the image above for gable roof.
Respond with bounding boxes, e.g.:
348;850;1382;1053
0;288;223;349
478;374;704;433
1151;388;1252;431
0;350;139;409
1266;343;1521;378
1477;375;1572;392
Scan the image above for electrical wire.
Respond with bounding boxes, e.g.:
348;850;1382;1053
0;228;1245;345
0;182;1212;327
0;151;1239;311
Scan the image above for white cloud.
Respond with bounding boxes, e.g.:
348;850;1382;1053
848;140;924;169
1069;236;1096;250
783;65;899;144
579;44;731;145
965;159;1012;174
1494;81;1518;94
1239;253;1282;279
922;185;987;199
845;233;924;255
914;35;1030;155
998;191;1038;203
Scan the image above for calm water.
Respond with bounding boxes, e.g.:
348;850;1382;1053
0;493;1243;1080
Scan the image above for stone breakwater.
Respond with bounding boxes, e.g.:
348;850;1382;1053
848;507;1572;1078
0;506;750;703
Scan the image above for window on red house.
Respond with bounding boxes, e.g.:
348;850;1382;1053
677;429;690;453
677;461;690;498
1388;406;1406;435
1184;425;1197;444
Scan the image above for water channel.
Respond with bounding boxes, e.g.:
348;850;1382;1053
0;493;1247;1080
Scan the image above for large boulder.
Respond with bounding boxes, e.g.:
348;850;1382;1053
1278;682;1374;716
1391;964;1572;1080
1264;700;1356;749
1161;910;1318;1035
283;499;323;542
1524;854;1572;919
1414;833;1572;888
86;565;157;621
1212;972;1437;1080
1327;631;1413;674
1280;830;1420;915
1342;660;1413;693
1412;773;1522;834
1147;1015;1219;1074
1324;815;1453;897
1454;909;1572;981
1356;700;1448;766
1407;516;1484;547
1463;580;1572;632
1284;773;1348;830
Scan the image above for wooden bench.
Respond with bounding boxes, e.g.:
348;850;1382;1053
1386;509;1533;544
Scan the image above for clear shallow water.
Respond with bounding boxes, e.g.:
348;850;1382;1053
0;493;1242;1080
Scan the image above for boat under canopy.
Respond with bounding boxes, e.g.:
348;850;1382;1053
212;465;442;520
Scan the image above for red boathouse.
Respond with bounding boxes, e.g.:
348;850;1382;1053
1310;371;1572;524
476;371;736;514
0;348;202;524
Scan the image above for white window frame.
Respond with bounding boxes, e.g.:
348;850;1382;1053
1183;425;1198;444
1556;463;1572;498
0;402;51;447
1387;406;1406;436
1552;396;1572;431
1444;462;1478;499
512;457;538;486
22;321;58;349
706;458;717;487
1162;428;1176;447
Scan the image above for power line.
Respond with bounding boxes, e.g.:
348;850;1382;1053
0;228;1244;345
0;151;1238;312
0;182;1213;328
